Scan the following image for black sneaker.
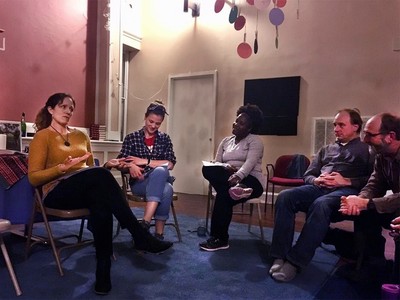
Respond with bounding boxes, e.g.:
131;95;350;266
199;237;229;251
154;233;164;241
135;234;173;254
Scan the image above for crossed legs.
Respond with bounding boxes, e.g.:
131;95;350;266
131;166;173;237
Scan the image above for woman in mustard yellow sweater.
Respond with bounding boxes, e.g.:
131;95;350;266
28;93;173;295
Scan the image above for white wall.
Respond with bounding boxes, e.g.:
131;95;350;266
127;0;400;166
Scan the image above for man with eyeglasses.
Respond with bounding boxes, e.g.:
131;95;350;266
340;113;400;230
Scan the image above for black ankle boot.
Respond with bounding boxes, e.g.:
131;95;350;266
95;258;111;295
154;233;164;241
140;220;151;231
135;233;173;254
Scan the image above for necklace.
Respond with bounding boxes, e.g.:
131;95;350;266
50;125;70;146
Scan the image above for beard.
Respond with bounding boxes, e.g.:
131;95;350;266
371;139;390;155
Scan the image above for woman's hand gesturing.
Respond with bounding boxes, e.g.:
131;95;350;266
59;152;92;172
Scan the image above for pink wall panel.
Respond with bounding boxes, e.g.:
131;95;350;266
0;0;96;127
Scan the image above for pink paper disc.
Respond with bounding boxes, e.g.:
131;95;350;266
234;15;246;31
214;0;225;13
237;42;252;59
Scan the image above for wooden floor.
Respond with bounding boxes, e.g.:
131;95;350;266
173;192;306;232
173;192;395;260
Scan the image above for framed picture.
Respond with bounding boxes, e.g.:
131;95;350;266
0;121;22;152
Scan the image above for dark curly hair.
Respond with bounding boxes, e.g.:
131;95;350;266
236;103;264;134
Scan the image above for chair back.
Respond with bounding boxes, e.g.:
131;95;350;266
94;158;100;166
274;155;295;177
286;154;310;179
0;218;22;296
34;188;90;219
265;154;310;212
273;154;310;178
26;188;92;276
120;172;146;203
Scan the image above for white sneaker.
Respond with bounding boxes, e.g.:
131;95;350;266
269;258;284;274
229;186;253;200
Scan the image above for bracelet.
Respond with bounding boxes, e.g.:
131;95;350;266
147;158;151;165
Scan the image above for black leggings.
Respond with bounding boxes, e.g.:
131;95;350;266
44;167;146;259
202;165;263;241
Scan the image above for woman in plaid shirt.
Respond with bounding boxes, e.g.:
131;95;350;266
116;102;176;240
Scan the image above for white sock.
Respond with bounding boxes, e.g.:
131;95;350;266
271;261;297;282
269;258;284;274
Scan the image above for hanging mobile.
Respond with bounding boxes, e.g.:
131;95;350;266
254;30;258;53
237;30;252;59
254;10;259;54
297;0;300;19
269;7;284;49
229;0;239;23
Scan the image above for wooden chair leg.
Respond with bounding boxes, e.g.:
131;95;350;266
248;203;254;233
170;202;182;242
264;191;268;214
25;202;37;258
271;184;276;214
40;212;64;276
205;199;210;232
205;186;212;232
206;193;216;233
256;202;264;242
77;219;86;242
264;182;269;213
247;202;264;242
1;235;22;296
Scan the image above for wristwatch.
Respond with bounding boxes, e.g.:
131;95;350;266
367;199;376;210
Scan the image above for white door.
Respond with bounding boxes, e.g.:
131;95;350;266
167;71;217;195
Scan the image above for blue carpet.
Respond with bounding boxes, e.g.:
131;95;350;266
0;211;339;299
315;255;393;299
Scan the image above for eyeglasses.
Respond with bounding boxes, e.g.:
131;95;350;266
147;103;169;115
362;131;385;138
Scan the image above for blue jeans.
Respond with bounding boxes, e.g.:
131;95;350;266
130;166;173;221
270;184;359;268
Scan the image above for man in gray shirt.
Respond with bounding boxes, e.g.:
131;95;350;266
269;109;374;282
